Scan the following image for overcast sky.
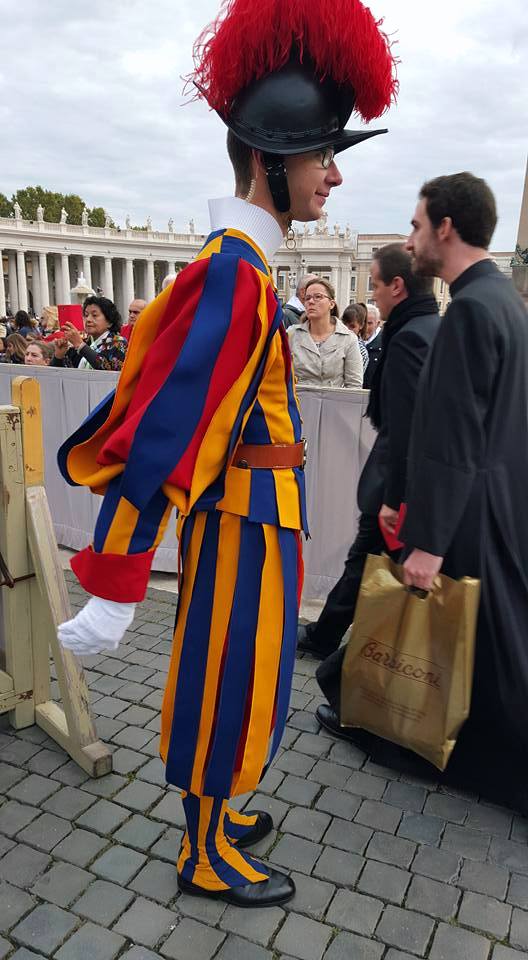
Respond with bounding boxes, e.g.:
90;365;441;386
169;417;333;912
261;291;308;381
1;0;526;249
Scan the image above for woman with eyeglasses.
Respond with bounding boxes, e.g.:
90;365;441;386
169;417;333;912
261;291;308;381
287;277;363;388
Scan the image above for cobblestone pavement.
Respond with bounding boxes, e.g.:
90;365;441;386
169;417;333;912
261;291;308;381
1;572;528;960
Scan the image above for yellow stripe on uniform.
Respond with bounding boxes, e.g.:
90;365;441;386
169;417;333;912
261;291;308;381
232;524;284;795
102;498;139;554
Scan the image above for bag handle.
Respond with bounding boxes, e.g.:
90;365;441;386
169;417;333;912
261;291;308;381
406;585;429;600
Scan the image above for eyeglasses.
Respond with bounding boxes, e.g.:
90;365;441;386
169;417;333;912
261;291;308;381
305;293;331;303
320;147;335;169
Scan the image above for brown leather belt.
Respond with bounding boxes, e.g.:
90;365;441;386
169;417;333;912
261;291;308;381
233;440;306;470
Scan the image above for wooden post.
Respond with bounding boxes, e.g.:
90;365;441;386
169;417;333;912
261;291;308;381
0;405;34;728
9;376;112;777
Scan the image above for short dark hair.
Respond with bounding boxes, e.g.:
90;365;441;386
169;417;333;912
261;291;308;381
419;172;497;249
226;130;254;194
373;243;433;296
14;310;30;328
83;295;122;333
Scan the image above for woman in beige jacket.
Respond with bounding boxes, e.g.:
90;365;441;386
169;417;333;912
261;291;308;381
287;278;363;388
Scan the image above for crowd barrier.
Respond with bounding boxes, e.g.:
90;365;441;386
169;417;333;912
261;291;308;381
0;365;376;600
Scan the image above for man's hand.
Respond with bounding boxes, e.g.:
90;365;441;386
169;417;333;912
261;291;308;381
379;504;399;535
403;549;443;592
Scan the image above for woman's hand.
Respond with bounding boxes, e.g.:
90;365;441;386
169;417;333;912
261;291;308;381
62;322;83;349
54;337;69;359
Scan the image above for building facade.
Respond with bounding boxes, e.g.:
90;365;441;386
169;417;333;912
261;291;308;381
0;211;513;319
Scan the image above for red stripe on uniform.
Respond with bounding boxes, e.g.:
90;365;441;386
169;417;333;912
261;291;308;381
97;260;209;467
167;260;264;488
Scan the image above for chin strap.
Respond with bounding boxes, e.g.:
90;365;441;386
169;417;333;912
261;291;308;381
263;153;291;214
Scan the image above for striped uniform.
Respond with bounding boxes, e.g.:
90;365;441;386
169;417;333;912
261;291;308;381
59;229;307;887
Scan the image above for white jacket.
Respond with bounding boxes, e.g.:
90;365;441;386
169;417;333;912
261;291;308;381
287;318;363;388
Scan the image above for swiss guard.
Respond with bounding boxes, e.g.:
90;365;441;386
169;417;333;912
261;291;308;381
57;0;397;908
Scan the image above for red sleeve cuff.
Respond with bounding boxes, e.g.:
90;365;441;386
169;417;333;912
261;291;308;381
71;546;154;602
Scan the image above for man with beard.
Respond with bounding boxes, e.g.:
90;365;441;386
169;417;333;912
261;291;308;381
298;244;440;732
401;172;528;809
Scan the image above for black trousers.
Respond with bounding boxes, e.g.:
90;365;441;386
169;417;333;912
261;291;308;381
310;511;386;656
312;512;388;716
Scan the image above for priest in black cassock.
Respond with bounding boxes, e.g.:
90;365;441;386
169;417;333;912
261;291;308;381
402;171;528;810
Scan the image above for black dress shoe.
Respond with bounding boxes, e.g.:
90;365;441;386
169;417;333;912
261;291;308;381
296;623;329;661
178;868;295;907
316;703;371;750
236;811;273;849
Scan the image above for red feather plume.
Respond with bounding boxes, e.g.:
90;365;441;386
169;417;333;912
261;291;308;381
188;0;398;123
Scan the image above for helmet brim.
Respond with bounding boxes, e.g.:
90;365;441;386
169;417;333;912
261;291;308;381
223;116;388;156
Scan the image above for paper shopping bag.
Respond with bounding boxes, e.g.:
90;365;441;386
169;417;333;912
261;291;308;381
340;554;480;770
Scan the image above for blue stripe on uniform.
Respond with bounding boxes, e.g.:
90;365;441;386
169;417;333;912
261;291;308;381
93;474;124;552
57;390;115;485
165;512;222;789
219;235;269;275
120;254;239;511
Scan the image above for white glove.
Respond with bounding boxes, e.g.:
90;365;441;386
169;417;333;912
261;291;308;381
58;596;136;657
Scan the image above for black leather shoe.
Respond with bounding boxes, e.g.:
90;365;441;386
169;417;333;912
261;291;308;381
296;623;329;660
316;703;370;750
178;868;295;907
235;811;273;849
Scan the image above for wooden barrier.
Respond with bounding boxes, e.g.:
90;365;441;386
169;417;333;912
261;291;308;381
0;377;112;777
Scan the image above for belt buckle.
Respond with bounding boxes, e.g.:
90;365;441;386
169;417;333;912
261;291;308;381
301;437;307;470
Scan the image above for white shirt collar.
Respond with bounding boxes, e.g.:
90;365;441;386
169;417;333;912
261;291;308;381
285;294;305;312
208;197;284;264
365;326;381;344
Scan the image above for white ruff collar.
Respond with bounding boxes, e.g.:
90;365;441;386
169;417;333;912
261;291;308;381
208;197;284;263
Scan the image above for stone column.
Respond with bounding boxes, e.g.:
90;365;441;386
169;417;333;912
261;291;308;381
0;251;6;318
39;252;50;308
31;255;42;316
16;250;28;312
61;253;70;303
103;257;114;301
167;260;176;275
125;258;135;309
146;260;155;302
83;255;92;288
8;253;18;313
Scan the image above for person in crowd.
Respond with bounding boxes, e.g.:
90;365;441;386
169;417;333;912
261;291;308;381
24;341;54;366
12;310;34;339
2;333;28;363
55;0;397;908
121;298;147;342
298;244;440;720
161;273;178;291
41;306;60;340
0;318;8;339
52;295;127;371
282;273;319;328
341;303;369;373
397;172;528;810
287;278;363;388
362;303;383;387
0;337;7;357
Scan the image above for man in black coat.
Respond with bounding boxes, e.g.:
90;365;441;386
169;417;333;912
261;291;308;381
401;172;528;807
362;305;383;388
298;244;441;731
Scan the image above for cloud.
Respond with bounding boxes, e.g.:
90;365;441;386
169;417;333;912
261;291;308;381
1;0;525;248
